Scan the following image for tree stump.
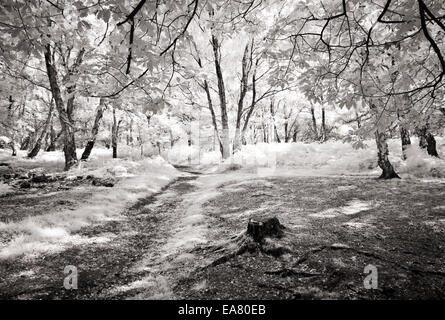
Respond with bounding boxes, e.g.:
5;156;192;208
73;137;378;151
247;216;284;243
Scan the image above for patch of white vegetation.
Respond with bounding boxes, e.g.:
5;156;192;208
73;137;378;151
14;269;36;278
337;185;357;191
0;155;180;260
342;221;372;229
0;136;11;144
0;233;114;260
0;182;12;196
166;137;445;179
110;275;173;300
424;219;445;233
310;199;376;218
192;279;208;291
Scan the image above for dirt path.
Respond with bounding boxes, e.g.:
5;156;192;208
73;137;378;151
0;167;238;299
1;168;445;299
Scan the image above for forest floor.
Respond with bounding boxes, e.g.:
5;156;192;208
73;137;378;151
1;164;445;299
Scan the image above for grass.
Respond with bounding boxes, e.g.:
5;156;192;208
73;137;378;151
1;169;445;299
175;175;445;299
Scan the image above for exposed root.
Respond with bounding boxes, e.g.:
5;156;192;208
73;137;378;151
204;231;293;269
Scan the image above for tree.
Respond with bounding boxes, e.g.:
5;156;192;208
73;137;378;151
111;106;123;159
81;98;107;160
6;96;17;156
210;34;231;159
28;97;54;158
268;0;445;178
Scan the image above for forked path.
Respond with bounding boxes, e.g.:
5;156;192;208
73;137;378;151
0;167;249;299
1;167;445;299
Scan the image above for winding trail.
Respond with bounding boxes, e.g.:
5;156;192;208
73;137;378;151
0;166;237;299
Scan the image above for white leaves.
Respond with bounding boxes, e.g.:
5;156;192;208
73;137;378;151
97;9;111;23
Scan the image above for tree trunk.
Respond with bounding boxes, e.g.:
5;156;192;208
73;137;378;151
7;96;16;156
292;128;298;142
241;59;260;146
321;107;326;142
9;141;17;156
46;128;62;152
112;109;117;159
400;126;411;160
273;126;281;143
284;121;289;143
46;123;57;152
111;107;122;159
20;135;31;150
203;80;223;156
262;123;267;143
310;104;318;139
375;130;400;179
233;43;251;152
425;133;439;157
211;34;230;159
355;109;361;129
28;100;54;158
81;98;106;160
269;101;281;143
128;118;134;146
241;108;254;145
417;126;439;157
44;44;78;171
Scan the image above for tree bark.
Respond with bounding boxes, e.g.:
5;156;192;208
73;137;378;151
400;126;411;160
233;43;251;152
81;98;106;160
286;116;298;142
127;118;134;146
320;106;326;142
355;109;361;129
375;130;400;179
292;128;298;142
20;135;31;150
44;44;78;170
46;127;62;152
425;133;439;157
262;123;267;143
417;126;439;157
269;101;281;143
211;34;230;159
203;80;223;156
9;140;17;157
284;120;289;143
310;104;318;139
28;99;54;158
7;96;17;156
111;107;122;159
241;58;260;145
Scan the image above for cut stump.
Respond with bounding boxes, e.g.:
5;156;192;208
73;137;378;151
247;216;284;243
206;216;288;269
